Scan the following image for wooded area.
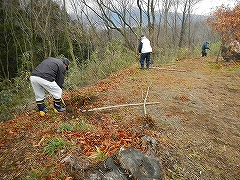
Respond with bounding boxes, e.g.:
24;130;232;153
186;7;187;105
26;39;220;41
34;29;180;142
0;0;216;80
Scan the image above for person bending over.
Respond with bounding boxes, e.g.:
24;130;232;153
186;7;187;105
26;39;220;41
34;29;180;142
30;57;69;116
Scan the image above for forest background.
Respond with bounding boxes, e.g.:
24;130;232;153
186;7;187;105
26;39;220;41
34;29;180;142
0;0;239;121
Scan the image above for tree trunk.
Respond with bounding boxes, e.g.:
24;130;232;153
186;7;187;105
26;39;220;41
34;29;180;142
63;0;76;63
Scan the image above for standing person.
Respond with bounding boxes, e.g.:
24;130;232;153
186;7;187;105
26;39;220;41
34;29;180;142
138;35;152;69
201;41;210;57
30;57;69;116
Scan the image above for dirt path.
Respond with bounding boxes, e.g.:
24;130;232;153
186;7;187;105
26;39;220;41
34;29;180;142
91;58;240;179
0;57;239;179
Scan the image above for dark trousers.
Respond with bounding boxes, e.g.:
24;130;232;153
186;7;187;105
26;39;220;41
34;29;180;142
140;53;151;68
202;50;207;57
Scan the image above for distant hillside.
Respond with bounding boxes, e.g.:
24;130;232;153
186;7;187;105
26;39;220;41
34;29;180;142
69;7;209;27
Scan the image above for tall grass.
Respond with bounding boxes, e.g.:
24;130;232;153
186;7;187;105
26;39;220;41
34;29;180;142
0;71;35;121
152;41;222;65
64;40;136;90
43;137;67;157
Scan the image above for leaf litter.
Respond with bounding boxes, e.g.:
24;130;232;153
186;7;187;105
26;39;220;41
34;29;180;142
0;57;240;179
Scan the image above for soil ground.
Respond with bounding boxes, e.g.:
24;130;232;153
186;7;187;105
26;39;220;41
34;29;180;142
0;57;240;179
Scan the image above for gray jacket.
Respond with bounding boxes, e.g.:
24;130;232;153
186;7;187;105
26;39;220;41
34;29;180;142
31;57;67;88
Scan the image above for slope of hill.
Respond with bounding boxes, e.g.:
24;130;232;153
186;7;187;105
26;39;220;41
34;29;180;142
0;57;240;179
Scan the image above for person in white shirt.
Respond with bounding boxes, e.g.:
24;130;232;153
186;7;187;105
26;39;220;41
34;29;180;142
138;35;152;69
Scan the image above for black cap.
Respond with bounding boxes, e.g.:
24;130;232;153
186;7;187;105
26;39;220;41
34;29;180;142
61;58;69;70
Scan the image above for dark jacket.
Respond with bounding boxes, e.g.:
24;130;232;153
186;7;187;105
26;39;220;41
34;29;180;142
31;57;67;88
138;42;143;53
202;42;210;51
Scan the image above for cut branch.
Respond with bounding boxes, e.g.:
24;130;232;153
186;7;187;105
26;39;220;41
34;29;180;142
143;85;151;115
33;135;46;147
81;102;161;112
151;67;186;72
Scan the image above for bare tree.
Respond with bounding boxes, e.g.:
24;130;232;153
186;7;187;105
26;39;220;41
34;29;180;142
1;0;29;78
160;0;174;46
71;0;141;50
63;0;76;63
138;0;157;47
177;0;198;48
137;0;143;35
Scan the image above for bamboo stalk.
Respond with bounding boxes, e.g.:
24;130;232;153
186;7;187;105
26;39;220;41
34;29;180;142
81;102;161;112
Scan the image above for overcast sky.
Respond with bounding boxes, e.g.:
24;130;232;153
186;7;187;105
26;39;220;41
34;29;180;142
194;0;237;15
65;0;237;16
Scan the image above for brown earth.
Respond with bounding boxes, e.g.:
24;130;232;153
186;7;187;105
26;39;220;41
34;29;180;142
0;57;240;179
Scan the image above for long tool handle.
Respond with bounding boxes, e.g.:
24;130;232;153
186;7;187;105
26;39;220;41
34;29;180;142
61;98;66;107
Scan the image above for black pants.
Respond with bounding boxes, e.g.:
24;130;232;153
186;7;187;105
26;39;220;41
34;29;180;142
140;53;151;68
202;50;207;57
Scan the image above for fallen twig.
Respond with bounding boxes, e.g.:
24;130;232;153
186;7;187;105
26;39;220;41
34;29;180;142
143;90;148;115
143;85;151;115
81;102;161;112
33;135;46;147
61;98;66;107
151;67;186;72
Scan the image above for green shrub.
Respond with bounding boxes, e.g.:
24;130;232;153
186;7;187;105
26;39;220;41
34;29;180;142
57;117;94;132
43;137;67;157
64;39;136;91
0;71;34;121
74;120;94;131
58;123;74;132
